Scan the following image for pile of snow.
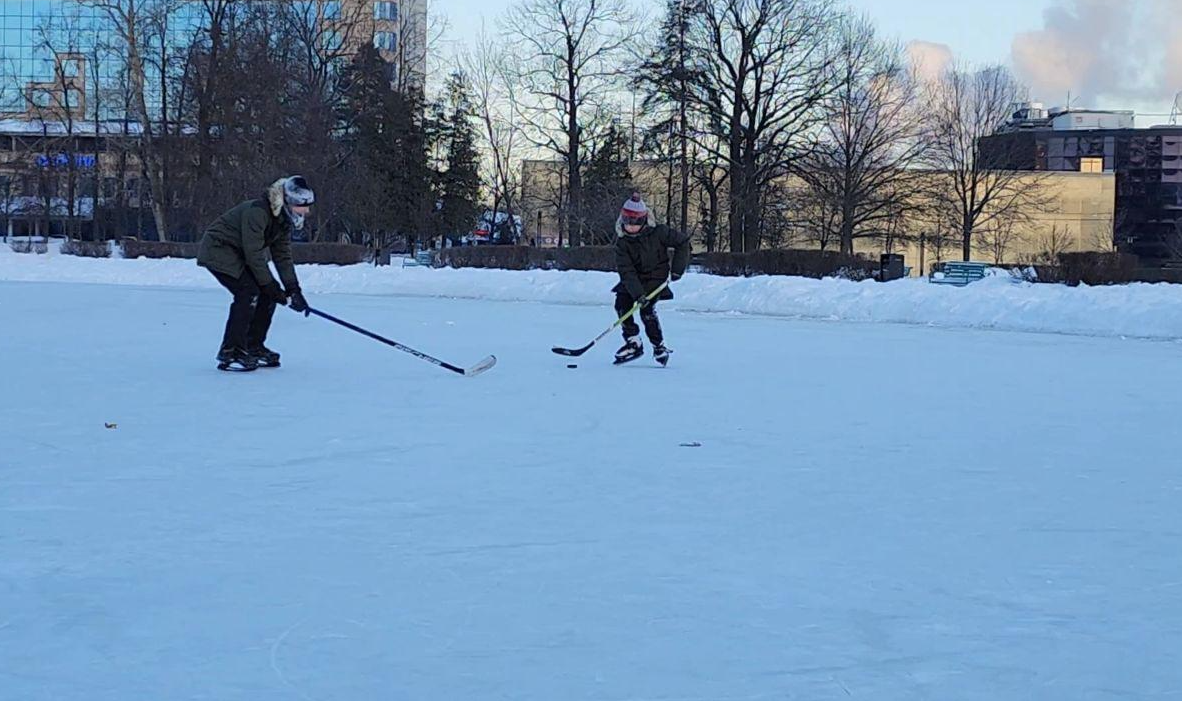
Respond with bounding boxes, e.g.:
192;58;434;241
4;241;1182;340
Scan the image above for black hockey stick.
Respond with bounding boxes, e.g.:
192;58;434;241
551;280;669;357
306;307;496;377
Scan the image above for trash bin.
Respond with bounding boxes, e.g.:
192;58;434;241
880;253;905;281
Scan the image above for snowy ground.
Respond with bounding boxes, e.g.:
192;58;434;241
3;278;1182;701
6;242;1182;339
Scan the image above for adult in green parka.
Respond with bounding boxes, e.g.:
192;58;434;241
197;176;313;371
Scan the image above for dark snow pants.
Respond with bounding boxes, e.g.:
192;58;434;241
614;291;663;345
210;270;277;352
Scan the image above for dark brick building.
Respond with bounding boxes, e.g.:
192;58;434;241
979;106;1182;259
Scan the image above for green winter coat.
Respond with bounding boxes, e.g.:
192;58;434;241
613;223;691;301
196;179;299;291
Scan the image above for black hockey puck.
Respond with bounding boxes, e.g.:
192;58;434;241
566;363;577;369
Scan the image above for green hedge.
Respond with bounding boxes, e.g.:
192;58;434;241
438;246;879;279
60;240;112;258
982;254;1140;285
438;246;616;271
118;240;368;265
120;240;201;259
8;240;48;254
698;249;877;279
291;243;369;266
1056;252;1139;286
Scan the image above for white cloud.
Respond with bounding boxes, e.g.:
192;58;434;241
905;40;954;84
1011;0;1177;108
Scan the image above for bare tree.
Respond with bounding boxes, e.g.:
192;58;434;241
502;0;637;246
178;0;234;225
1088;208;1124;253
30;27;80;240
689;0;840;252
636;0;704;234
794;184;840;251
691;160;727;251
76;0;177;241
0;57;17;242
1030;222;1072;265
925;63;1049;261
23;4;113;242
798;15;929;256
461;26;523;238
976;213;1025;264
83;21;122;241
279;1;373;241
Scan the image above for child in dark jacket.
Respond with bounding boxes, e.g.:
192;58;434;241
612;192;691;365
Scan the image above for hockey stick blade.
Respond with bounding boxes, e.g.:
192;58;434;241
308;307;496;378
551;343;593;357
550;281;670;358
464;355;498;377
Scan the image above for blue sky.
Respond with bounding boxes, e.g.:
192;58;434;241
437;0;1179;119
830;0;1055;65
439;0;1053;65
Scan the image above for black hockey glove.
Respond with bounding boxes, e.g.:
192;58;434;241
260;281;288;306
288;287;309;314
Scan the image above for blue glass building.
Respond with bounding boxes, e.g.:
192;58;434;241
1;1;206;119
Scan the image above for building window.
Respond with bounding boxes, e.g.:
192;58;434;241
374;31;397;52
322;29;342;51
63;88;83;109
374;1;398;21
1081;157;1103;173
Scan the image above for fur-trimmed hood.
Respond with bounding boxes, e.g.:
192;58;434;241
266;178;287;218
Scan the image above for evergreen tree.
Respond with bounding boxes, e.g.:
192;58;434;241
387;86;433;246
635;0;703;234
338;43;397;239
432;71;483;245
582;121;634;245
338;43;433;248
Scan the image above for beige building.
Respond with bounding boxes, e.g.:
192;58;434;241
338;0;428;88
520;159;1116;274
2;52;88;123
883;171;1116;273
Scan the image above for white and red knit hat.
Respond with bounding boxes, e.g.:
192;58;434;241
620;192;648;224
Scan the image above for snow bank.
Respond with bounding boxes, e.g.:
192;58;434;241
4;241;1182;339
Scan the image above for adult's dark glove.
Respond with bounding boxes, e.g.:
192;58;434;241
670;271;683;282
288;287;309;314
260;281;287;306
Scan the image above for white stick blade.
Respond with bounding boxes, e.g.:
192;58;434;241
464;355;497;377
